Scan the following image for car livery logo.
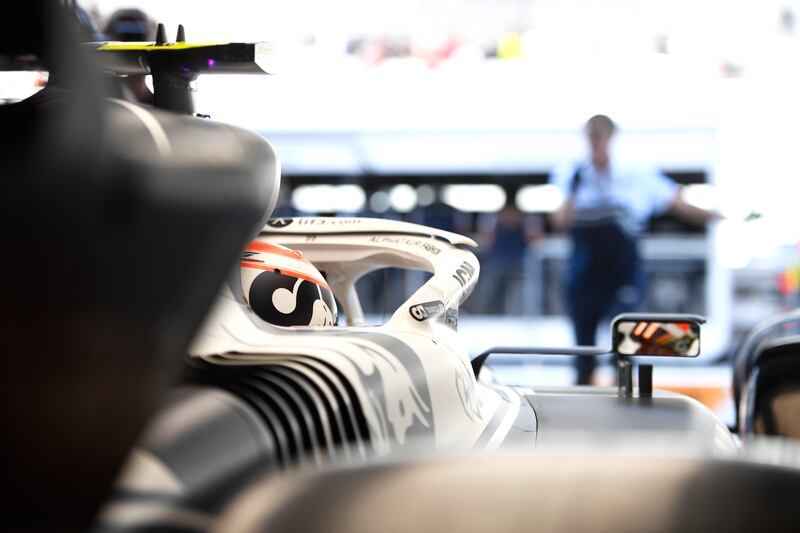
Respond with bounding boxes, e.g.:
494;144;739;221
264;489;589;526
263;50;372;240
409;300;445;321
445;308;458;330
452;261;476;288
267;218;293;228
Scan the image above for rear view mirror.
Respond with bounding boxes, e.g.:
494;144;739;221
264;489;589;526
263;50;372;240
612;313;704;357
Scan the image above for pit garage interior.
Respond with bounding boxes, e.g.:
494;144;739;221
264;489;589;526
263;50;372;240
5;1;800;531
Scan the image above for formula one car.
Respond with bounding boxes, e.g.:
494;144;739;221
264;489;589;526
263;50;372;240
95;215;740;530
5;5;800;532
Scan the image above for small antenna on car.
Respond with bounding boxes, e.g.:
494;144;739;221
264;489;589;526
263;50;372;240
155;23;167;45
176;24;186;43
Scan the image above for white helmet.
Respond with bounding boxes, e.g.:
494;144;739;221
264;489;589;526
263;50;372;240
241;240;337;326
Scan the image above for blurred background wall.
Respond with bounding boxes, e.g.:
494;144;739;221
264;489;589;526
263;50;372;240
17;0;800;420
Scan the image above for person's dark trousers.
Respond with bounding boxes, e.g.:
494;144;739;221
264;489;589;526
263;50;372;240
568;280;643;384
571;295;604;384
566;223;644;385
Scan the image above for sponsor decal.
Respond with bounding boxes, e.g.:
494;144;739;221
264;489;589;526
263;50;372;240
455;364;484;422
340;341;432;446
445;307;459;330
409;300;446;321
295;218;362;225
451;261;476;287
369;236;442;256
267;218;293;228
241;250;261;260
462;278;477;301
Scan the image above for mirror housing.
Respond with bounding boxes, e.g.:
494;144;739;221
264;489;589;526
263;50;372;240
612;313;705;357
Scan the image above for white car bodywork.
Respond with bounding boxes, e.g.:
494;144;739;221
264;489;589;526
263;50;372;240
191;217;524;458
190;216;733;460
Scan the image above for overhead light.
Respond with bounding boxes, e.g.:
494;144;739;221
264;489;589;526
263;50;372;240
442;184;506;213
516;184;564;213
683;184;717;210
369;190;390;213
416;184;436;207
389;184;417;213
292;184;366;213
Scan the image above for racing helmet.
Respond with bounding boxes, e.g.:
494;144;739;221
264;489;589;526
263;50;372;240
103;9;156;42
241;240;337;326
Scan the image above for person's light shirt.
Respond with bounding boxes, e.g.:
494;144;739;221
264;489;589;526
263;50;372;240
550;161;678;235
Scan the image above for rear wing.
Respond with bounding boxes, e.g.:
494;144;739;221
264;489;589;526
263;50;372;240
86;23;275;113
88;40;276;77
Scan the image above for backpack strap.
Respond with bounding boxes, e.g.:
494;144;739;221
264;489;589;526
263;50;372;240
569;163;583;195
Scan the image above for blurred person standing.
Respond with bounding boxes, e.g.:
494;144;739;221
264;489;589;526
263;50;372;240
476;195;543;314
550;115;718;385
103;9;156;104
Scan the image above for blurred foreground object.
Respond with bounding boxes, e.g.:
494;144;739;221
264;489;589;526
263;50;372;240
217;453;800;533
0;3;279;529
735;308;800;439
